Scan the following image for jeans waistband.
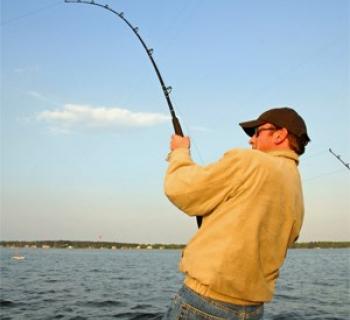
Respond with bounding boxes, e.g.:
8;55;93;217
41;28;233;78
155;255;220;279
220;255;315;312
181;284;263;312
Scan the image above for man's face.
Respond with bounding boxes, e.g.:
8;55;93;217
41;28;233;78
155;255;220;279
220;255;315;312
249;123;278;152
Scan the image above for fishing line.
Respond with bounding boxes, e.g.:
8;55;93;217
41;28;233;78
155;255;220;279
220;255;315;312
302;149;329;161
252;38;342;102
1;1;63;26
303;168;345;183
158;0;203;57
64;0;203;227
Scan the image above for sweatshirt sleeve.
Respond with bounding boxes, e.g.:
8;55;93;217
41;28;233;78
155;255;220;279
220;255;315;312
164;148;244;217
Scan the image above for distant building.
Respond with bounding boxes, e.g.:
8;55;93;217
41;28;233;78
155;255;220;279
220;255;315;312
146;245;153;250
42;245;50;249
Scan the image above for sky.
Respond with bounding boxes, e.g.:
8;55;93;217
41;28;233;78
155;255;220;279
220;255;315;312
1;0;349;244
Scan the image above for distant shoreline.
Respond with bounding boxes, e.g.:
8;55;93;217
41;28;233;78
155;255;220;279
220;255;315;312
1;240;349;250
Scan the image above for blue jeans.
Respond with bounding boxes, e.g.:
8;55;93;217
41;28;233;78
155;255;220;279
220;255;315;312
162;285;264;320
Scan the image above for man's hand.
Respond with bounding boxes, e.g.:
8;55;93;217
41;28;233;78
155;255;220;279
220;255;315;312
170;134;190;151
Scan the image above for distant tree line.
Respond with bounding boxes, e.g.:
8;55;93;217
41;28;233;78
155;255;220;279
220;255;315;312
0;240;185;250
0;240;349;250
291;241;350;249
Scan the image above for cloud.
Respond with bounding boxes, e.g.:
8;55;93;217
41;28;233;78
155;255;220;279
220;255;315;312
14;66;40;74
28;91;44;99
37;104;170;132
27;91;61;106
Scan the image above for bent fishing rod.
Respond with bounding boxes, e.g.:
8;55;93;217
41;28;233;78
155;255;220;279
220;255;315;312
329;148;350;171
65;0;203;227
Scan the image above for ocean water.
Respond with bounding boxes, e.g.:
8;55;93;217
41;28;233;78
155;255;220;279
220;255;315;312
0;248;349;320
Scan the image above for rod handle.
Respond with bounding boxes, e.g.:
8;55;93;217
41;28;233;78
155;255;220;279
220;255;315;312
196;216;202;228
172;116;184;137
172;116;203;227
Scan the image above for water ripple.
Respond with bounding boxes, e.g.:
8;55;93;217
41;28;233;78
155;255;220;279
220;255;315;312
113;312;163;320
1;248;349;319
0;300;16;308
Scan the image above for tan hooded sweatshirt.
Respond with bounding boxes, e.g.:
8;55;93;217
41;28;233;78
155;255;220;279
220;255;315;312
164;148;304;305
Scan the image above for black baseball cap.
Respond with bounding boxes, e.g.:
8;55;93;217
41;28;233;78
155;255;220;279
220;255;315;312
239;107;310;144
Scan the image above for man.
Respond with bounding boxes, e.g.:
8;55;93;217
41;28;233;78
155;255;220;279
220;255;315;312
163;107;310;320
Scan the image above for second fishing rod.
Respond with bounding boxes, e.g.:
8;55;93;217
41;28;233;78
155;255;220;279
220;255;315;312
65;0;202;227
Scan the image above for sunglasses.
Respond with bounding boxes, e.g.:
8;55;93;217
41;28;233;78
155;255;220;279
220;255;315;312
254;126;277;137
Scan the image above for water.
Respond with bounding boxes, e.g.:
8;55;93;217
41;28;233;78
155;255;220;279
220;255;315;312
0;248;349;320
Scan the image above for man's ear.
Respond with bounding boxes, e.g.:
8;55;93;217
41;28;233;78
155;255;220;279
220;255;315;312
275;128;289;144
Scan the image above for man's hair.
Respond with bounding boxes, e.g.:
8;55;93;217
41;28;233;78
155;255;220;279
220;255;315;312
288;133;307;155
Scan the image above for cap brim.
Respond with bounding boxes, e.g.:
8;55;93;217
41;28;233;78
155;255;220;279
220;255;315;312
239;119;265;137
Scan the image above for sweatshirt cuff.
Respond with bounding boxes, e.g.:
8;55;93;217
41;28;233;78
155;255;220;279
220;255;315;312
166;148;191;162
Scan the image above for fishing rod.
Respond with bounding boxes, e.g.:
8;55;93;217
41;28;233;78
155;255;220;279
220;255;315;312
329;148;350;171
65;0;183;135
64;0;203;227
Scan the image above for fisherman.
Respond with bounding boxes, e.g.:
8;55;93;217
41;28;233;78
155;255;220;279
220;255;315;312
163;107;310;320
